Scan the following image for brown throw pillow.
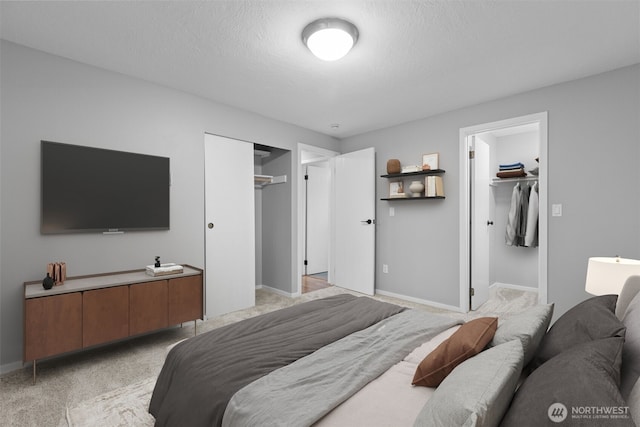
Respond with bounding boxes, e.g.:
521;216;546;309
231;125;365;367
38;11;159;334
412;317;498;387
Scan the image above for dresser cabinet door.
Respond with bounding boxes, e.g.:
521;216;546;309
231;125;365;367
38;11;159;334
83;286;129;347
24;293;82;361
130;280;168;335
168;275;203;324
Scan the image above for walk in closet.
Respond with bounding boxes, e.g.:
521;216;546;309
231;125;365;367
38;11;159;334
254;145;292;294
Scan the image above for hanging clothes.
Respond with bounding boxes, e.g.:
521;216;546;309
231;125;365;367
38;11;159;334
505;183;522;246
516;183;530;246
525;182;539;247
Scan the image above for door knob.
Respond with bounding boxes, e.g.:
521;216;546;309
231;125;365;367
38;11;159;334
361;219;374;224
208;223;214;229
487;221;494;226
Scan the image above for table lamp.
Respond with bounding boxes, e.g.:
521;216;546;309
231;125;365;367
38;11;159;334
585;256;640;296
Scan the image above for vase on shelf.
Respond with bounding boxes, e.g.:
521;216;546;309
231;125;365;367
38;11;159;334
386;159;401;174
409;180;425;197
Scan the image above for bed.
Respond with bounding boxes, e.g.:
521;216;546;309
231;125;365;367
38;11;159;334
149;279;640;427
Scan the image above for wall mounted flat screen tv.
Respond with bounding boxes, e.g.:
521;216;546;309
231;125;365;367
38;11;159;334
41;141;170;234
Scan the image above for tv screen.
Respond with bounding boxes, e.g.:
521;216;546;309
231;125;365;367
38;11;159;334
41;141;170;234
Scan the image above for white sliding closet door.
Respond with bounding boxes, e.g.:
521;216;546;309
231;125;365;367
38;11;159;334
204;134;255;318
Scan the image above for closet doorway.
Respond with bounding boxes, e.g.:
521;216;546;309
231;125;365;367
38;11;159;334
459;112;548;312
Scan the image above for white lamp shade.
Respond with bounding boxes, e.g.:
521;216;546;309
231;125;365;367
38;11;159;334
302;18;359;61
306;28;354;61
585;257;640;295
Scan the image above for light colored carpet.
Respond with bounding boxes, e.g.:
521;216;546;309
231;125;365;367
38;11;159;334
1;285;536;427
66;377;155;427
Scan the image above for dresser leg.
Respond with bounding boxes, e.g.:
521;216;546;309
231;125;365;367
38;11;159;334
32;360;37;385
194;319;197;336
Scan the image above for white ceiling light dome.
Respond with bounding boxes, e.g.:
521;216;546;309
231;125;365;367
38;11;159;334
302;18;359;61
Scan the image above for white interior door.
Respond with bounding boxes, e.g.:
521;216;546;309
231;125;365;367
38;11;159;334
204;134;255;318
334;147;375;295
306;164;331;275
471;136;491;309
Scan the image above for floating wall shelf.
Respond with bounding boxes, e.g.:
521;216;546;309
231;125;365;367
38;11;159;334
254;174;287;188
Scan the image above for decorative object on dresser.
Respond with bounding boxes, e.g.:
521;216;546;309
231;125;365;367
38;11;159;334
42;273;54;290
46;261;66;285
23;264;203;383
146;263;184;277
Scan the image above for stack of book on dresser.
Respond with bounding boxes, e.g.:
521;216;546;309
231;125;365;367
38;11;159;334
146;263;184;277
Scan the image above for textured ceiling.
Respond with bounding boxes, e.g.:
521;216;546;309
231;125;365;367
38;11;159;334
1;1;639;138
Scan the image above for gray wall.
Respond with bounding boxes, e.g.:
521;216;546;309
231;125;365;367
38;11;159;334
342;64;640;317
2;39;638;371
0;41;339;371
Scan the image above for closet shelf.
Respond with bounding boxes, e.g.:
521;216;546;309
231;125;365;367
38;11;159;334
490;176;538;186
254;174;287;188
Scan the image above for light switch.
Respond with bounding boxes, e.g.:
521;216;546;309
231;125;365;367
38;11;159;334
389;207;395;217
552;204;563;217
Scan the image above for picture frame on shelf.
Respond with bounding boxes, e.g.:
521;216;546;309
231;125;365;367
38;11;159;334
422;152;439;170
389;181;406;198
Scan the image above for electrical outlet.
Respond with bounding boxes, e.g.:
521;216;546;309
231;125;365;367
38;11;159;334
389;207;395;217
382;264;389;273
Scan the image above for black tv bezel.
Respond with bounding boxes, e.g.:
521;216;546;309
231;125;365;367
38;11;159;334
40;140;170;234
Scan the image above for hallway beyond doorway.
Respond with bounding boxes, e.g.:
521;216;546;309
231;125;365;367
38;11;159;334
302;272;331;293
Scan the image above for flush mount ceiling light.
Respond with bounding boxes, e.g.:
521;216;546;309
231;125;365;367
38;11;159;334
302;18;359;61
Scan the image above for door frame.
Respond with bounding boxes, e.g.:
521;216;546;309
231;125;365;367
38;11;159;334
296;143;339;295
458;112;548;311
304;163;332;276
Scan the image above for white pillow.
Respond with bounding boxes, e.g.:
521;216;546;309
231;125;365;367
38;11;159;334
413;340;523;427
490;303;553;366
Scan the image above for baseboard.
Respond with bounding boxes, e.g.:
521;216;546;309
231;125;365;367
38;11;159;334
1;360;25;376
258;284;294;298
490;282;538;293
375;289;465;313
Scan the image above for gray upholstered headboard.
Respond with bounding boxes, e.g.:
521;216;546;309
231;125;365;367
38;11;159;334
616;275;640;319
618;275;640;425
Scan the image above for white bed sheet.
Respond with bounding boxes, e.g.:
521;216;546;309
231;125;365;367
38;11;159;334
314;325;460;427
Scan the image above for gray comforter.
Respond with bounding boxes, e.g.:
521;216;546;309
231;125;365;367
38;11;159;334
222;310;462;426
149;294;405;427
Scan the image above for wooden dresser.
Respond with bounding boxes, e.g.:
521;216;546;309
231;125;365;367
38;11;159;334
24;264;203;382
